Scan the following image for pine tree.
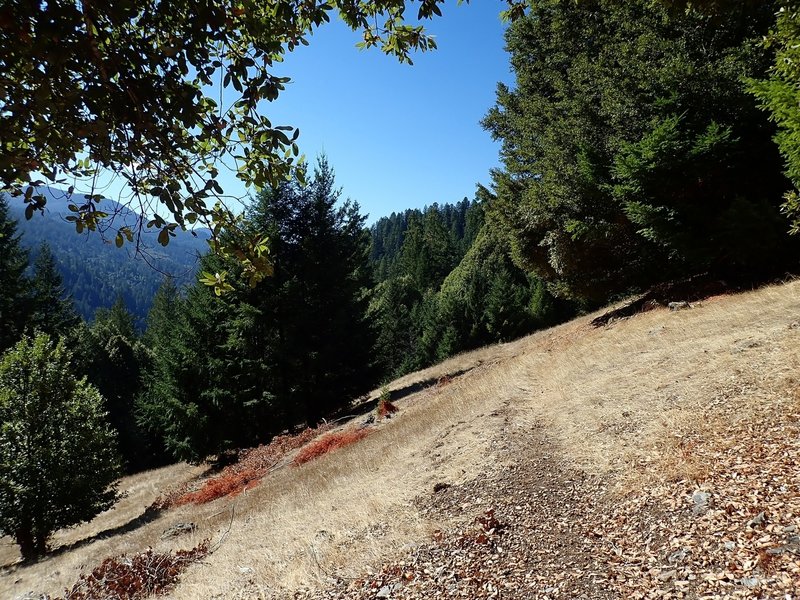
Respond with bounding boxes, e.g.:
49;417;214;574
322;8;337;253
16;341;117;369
483;0;792;303
72;297;151;471
0;196;30;352
28;243;79;339
142;157;377;461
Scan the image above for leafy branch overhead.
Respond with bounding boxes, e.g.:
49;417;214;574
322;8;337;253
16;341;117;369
0;0;525;291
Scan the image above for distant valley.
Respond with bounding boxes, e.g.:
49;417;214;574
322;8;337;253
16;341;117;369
5;187;209;325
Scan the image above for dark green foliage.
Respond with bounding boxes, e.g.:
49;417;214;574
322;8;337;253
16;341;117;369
367;276;425;378
0;334;120;560
369;199;484;283
137;273;235;463
483;0;793;303
72;298;156;472
436;225;566;359
398;208;459;291
27;242;80;339
368;193;562;379
0;196;29;352
751;1;800;233
140;158;377;462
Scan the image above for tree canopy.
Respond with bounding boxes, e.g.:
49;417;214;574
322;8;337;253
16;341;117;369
138;158;376;462
0;334;120;560
0;196;29;352
483;0;795;303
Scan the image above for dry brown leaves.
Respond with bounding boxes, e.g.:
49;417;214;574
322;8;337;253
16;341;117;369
292;412;613;600
56;541;209;600
594;403;800;598
290;395;800;599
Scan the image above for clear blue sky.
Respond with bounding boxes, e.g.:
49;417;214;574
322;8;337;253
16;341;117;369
223;1;514;223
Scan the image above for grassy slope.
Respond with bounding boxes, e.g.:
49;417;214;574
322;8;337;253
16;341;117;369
2;280;799;598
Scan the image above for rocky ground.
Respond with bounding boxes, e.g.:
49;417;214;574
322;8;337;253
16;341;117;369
289;396;800;599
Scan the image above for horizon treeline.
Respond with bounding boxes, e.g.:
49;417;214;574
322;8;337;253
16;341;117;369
2;0;800;472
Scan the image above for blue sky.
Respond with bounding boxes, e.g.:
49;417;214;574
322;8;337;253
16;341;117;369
63;2;513;226
226;0;514;223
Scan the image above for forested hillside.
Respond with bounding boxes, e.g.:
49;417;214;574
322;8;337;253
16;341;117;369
5;187;208;324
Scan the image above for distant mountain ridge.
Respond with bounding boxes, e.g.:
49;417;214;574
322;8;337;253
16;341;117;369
5;186;209;325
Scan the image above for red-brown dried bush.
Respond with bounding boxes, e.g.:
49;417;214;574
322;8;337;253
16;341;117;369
154;424;332;508
58;541;209;600
292;429;370;466
377;399;398;419
174;467;262;506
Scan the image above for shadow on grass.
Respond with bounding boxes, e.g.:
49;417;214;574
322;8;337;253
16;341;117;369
328;367;474;424
0;505;165;569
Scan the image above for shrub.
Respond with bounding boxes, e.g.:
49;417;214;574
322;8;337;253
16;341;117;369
293;429;371;466
0;334;121;560
158;424;333;507
377;399;399;419
175;467;262;506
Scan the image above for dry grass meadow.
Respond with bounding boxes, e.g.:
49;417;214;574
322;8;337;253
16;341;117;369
2;279;800;598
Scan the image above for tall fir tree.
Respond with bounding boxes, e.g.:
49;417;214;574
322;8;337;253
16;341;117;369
483;0;794;303
141;157;377;462
0;196;30;353
72;297;152;471
28;243;79;339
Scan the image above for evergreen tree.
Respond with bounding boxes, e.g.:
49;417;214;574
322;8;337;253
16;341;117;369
398;207;458;292
751;0;800;233
367;275;425;378
436;224;568;358
0;196;29;352
0;334;120;560
137;270;237;463
28;242;80;339
483;0;793;303
142;157;377;461
72;297;151;471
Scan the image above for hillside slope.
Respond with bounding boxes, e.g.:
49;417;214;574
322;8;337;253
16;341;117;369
3;280;800;599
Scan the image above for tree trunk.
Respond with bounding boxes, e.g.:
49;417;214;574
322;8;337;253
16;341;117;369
14;525;47;561
15;527;37;561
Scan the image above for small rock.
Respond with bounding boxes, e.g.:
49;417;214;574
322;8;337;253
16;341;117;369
161;522;196;539
376;585;393;598
692;491;711;516
739;576;760;588
723;541;736;551
668;548;689;563
732;339;762;354
658;569;677;582
747;511;766;527
668;301;691;311
433;482;450;493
